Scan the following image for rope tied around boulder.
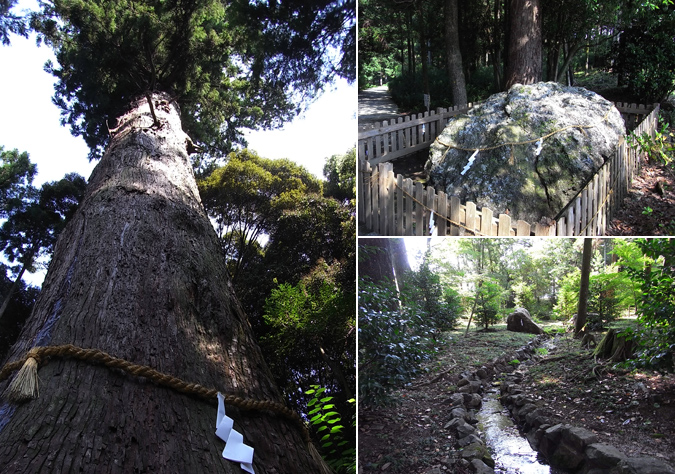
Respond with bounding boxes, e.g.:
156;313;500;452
433;106;614;163
0;344;333;474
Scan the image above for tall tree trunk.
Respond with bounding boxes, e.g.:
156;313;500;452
505;0;542;89
575;238;593;337
407;10;415;76
359;238;395;284
389;239;411;283
0;93;322;473
556;40;583;84
492;0;505;91
417;2;430;105
444;0;468;106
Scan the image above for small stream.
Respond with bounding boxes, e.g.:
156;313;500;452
477;390;568;474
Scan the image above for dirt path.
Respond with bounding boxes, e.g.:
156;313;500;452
358;85;401;125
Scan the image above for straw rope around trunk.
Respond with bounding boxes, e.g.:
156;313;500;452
0;344;333;474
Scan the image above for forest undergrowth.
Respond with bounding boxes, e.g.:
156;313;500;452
524;323;675;466
358;319;675;473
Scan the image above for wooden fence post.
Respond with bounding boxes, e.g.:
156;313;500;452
414;182;424;236
437;191;448;236
450;196;461;236
403;178;414;235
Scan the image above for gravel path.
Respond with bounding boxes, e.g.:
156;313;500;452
358;85;401;125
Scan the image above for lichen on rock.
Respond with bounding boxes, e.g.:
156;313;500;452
426;82;626;223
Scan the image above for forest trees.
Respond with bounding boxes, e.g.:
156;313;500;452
360;0;674;111
0;1;355;473
359;237;675;408
0;149;86;356
198;147;357;462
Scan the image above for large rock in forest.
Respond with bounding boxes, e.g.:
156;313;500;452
506;308;544;335
426;82;626;223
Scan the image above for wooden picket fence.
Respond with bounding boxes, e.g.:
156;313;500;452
357;102;657;165
358;103;475;165
358;103;660;236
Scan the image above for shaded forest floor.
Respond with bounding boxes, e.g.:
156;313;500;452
358;319;675;473
523;326;675;466
607;157;675;235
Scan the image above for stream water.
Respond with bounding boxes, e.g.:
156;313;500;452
476;389;568;474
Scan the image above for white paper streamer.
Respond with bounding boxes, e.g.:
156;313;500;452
461;149;479;175
534;138;543;157
428;211;436;236
216;393;255;473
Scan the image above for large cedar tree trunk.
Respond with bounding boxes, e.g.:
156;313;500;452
505;0;542;89
444;0;467;106
0;94;321;473
389;239;410;283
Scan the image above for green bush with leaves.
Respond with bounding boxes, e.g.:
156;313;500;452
620;239;675;371
306;386;355;474
621;3;675;103
587;271;637;329
554;263;636;328
628;119;675;166
358;276;435;406
554;268;581;321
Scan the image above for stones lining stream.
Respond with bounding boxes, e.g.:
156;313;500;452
477;389;565;473
442;334;675;473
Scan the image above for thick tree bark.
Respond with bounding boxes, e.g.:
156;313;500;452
444;0;467;106
505;0;542;89
575;238;593;337
491;0;505;91
0;94;321;473
359;238;395;284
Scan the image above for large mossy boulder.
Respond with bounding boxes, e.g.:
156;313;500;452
506;308;544;335
426;82;625;223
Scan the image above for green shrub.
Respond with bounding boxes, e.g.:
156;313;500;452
619;238;675;371
358;277;436;406
400;256;463;336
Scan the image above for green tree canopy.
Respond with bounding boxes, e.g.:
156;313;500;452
0;150;86;325
323;147;356;204
0;0;27;45
262;261;355;409
198;149;322;281
32;0;355;159
1;173;86;265
1;147;37;217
